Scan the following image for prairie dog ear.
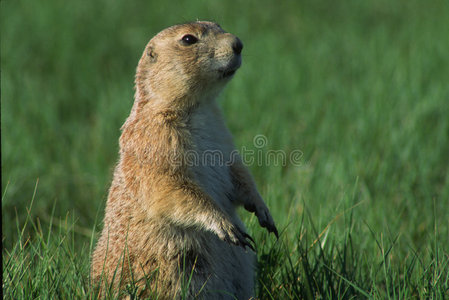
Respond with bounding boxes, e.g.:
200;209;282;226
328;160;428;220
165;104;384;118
147;45;158;63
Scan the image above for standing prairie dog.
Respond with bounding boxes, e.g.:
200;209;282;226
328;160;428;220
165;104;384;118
91;21;278;299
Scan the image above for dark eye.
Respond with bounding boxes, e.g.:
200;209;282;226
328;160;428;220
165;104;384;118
181;34;198;45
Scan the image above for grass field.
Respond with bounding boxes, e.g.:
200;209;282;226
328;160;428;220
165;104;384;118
2;0;449;298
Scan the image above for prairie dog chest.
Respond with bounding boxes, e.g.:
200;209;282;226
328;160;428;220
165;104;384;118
188;102;235;208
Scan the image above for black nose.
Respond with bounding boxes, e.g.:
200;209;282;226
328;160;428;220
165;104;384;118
232;38;243;55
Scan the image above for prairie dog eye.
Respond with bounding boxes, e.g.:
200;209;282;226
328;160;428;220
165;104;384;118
181;34;198;45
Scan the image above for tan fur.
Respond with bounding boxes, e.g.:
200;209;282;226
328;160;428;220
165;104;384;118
91;21;278;299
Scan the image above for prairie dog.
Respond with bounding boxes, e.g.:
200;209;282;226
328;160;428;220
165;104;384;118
91;21;278;299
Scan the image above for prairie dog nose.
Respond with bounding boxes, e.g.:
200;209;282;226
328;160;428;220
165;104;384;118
232;37;243;54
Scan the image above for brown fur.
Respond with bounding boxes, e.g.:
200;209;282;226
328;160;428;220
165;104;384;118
91;21;278;299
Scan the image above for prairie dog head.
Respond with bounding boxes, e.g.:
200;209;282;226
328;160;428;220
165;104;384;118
135;21;243;107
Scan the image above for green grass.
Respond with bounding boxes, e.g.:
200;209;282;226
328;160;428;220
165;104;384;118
2;0;449;298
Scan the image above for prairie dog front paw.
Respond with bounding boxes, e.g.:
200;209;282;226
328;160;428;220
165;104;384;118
255;204;278;238
214;217;255;251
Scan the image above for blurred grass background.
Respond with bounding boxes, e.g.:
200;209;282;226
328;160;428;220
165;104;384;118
2;0;449;298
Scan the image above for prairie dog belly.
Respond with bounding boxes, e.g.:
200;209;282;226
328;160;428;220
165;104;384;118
189;102;236;213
